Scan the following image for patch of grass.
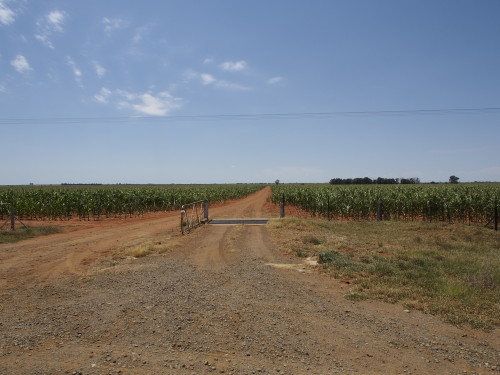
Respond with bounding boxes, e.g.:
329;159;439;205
294;248;308;257
302;234;324;245
268;217;500;330
345;291;368;301
0;226;61;243
127;239;179;258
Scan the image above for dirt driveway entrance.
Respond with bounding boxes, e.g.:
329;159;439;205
0;187;498;374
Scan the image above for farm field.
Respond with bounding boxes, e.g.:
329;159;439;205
0;187;499;374
271;183;500;226
0;184;265;221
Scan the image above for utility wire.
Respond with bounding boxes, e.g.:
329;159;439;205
0;107;499;125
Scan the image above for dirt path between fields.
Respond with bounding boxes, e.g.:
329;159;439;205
0;187;498;374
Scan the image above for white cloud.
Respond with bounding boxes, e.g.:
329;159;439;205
93;61;106;78
200;73;216;85
47;10;65;31
267;76;284;85
66;56;83;86
184;70;250;91
10;54;31;73
131;92;181;116
132;29;144;43
127;26;151;56
102;17;125;33
34;34;52;48
35;9;67;48
203;58;214;64
94;87;111;103
115;89;135;101
96;89;182;116
220;60;247;72
182;69;198;82
215;80;251;91
0;83;6;93
0;0;15;25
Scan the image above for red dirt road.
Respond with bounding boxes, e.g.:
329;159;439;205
0;187;498;374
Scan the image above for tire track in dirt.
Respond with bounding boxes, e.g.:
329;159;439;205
0;187;272;289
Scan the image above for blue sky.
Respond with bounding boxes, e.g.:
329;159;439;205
1;0;499;184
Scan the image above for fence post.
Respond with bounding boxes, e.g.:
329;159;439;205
280;193;285;218
204;202;209;221
495;200;498;231
10;206;15;231
180;205;186;235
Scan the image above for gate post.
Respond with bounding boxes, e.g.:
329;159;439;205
495;200;498;231
204;202;209;221
280;194;285;218
10;206;15;230
180;205;186;235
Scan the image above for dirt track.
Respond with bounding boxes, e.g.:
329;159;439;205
0;187;498;374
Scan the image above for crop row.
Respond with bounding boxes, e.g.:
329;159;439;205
271;184;500;225
0;184;264;220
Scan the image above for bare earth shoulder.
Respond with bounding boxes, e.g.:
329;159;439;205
0;187;498;374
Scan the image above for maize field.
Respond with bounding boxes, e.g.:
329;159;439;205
0;184;264;221
271;184;500;225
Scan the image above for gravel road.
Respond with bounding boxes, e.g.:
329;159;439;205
0;187;498;374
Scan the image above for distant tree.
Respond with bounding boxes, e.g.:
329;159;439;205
400;177;420;184
376;177;398;184
449;175;459;184
275;179;280;185
409;177;420;184
329;178;344;185
352;178;364;184
362;177;373;185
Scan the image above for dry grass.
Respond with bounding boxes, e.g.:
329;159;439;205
0;226;61;243
127;238;180;258
268;217;500;330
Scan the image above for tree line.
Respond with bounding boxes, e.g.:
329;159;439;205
329;177;421;185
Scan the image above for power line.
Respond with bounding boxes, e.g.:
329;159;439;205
0;107;499;125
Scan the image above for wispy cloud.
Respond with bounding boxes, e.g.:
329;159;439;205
66;56;82;84
132;26;149;44
185;70;251;91
94;87;111;103
93;61;106;78
10;54;32;73
215;80;251;91
267;76;284;85
35;9;67;48
220;60;247;72
127;25;152;56
121;91;182;116
95;89;182;116
0;0;15;25
102;17;125;33
0;83;6;93
47;10;65;31
203;58;214;64
200;73;216;85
